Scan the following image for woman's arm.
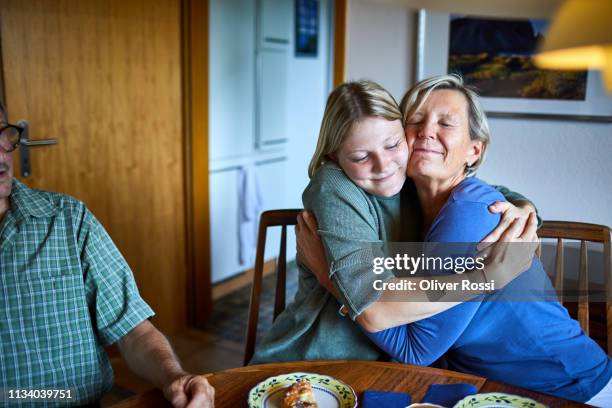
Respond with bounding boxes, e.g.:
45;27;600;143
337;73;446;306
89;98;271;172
297;204;537;331
362;195;506;365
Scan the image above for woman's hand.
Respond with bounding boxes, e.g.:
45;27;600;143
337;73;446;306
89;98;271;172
295;211;338;296
481;201;538;243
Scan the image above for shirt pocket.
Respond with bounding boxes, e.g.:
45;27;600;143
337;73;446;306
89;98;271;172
0;274;101;387
7;224;83;283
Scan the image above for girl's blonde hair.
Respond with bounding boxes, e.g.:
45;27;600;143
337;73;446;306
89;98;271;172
400;74;490;176
308;80;401;178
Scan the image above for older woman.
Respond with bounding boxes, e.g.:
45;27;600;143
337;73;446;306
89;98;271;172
251;79;537;365
301;75;611;405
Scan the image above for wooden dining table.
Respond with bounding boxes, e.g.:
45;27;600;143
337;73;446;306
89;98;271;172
111;360;588;408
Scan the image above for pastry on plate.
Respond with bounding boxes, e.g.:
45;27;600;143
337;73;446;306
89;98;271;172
282;379;318;408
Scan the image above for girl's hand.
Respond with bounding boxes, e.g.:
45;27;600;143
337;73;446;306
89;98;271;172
481;201;539;243
478;211;540;289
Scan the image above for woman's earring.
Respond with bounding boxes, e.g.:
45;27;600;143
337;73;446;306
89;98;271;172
465;162;474;174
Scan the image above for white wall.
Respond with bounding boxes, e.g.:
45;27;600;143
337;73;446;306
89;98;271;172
285;0;331;206
479;119;612;228
346;0;415;101
284;0;333;253
345;1;612;229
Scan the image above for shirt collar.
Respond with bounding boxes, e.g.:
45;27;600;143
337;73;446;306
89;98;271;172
9;178;58;220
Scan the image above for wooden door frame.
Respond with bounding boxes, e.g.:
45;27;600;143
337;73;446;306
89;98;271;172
333;0;347;86
0;33;6;109
183;0;211;326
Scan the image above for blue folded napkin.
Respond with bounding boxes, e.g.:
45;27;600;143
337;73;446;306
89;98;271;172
422;383;478;407
362;390;412;408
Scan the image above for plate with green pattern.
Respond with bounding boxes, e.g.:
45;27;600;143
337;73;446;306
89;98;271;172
453;392;548;408
247;372;357;408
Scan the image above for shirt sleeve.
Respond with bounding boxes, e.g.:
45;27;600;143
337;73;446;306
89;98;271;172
303;166;395;319
364;188;502;365
76;206;155;346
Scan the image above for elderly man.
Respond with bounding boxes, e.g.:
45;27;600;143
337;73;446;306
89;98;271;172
0;103;214;407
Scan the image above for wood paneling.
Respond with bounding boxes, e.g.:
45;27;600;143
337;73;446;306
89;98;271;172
333;0;348;86
0;0;186;333
183;0;211;326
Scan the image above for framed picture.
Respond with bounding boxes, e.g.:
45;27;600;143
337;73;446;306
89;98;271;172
416;10;612;122
295;0;318;57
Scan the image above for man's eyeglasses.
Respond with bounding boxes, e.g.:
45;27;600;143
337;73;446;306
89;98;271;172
0;124;23;153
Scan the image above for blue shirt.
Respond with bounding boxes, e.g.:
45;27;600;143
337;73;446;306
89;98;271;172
365;177;612;402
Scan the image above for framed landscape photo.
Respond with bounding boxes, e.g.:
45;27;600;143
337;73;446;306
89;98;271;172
416;10;612;121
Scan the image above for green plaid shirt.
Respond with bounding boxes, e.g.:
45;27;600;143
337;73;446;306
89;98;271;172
0;180;154;406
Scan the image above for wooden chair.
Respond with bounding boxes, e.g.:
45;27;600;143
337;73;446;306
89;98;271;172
537;221;612;355
243;209;302;365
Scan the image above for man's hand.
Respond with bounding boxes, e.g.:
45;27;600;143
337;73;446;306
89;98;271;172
295;211;337;296
163;374;215;408
118;321;215;408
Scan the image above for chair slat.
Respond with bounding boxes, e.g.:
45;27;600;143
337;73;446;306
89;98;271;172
274;225;288;320
577;240;589;335
539;221;611;356
554;238;564;303
605;240;612;356
244;209;301;365
244;223;268;366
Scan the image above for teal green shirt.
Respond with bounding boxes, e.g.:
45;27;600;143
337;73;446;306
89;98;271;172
251;164;535;364
0;180;154;406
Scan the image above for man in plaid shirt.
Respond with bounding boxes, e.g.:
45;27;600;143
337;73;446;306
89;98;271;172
0;103;214;407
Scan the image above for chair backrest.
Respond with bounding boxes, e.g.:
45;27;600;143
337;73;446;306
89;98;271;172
537;221;612;355
243;209;301;365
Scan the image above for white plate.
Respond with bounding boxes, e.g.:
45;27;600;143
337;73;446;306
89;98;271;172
247;372;358;408
453;392;548;408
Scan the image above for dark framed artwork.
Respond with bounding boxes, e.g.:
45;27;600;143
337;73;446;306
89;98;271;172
295;0;318;57
416;10;612;121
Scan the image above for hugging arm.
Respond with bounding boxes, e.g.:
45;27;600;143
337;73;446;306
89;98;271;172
486;185;540;243
300;166;467;321
299;188;538;331
363;199;501;365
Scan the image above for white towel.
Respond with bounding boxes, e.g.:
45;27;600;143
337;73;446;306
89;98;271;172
238;164;263;267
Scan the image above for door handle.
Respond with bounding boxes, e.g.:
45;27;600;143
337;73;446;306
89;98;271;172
21;139;58;147
17;120;58;177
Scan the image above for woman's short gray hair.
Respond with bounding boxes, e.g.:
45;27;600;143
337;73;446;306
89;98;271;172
308;80;401;178
400;74;490;176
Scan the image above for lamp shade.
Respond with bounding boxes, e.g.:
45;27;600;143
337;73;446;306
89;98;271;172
534;0;612;90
